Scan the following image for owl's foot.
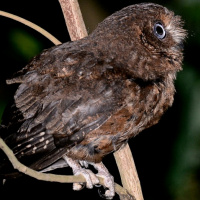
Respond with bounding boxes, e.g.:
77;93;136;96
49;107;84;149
63;155;99;190
63;156;115;199
90;162;115;199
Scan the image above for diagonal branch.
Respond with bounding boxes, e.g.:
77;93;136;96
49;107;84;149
0;138;133;199
58;0;87;41
114;144;144;200
0;10;61;45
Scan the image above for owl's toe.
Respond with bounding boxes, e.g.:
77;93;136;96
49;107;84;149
73;168;99;189
63;155;99;190
90;162;115;199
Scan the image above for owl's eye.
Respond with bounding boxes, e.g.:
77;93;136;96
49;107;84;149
154;22;166;39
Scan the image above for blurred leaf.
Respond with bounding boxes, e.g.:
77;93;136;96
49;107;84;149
167;64;200;200
9;29;43;61
175;1;200;44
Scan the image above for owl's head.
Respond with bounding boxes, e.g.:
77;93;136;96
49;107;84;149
91;3;187;81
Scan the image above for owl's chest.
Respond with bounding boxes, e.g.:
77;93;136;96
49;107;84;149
125;81;175;137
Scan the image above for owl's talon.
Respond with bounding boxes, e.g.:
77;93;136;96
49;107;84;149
90;162;115;199
63;155;99;189
95;183;102;187
98;186;113;200
79;161;89;168
73;168;99;189
73;182;86;191
98;186;108;199
63;156;114;198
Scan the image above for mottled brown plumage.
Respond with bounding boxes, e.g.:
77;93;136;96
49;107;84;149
0;3;186;199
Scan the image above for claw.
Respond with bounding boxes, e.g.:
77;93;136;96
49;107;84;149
62;156;115;199
97;183;115;200
73;168;99;189
95;183;102;187
63;155;99;190
90;162;115;199
73;182;85;191
79;160;89;168
98;186;108;199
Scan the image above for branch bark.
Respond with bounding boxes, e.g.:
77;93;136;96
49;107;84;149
58;0;87;40
114;144;144;200
0;11;61;45
58;1;144;200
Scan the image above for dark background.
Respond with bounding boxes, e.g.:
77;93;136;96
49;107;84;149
0;0;200;199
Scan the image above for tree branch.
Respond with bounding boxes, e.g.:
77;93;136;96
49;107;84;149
0;10;61;45
114;144;144;200
0;138;133;199
58;0;87;41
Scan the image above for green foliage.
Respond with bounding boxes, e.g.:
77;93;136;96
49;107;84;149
0;28;44;121
168;65;200;200
9;29;43;61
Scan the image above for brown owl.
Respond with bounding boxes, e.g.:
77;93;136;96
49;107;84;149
0;3;186;199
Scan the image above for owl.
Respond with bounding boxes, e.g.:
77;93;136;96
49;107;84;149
0;3;186;199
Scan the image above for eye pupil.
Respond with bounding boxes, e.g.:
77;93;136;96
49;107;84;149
154;22;166;39
156;26;163;35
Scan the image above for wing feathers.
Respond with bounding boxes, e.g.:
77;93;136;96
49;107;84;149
1;43;124;170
